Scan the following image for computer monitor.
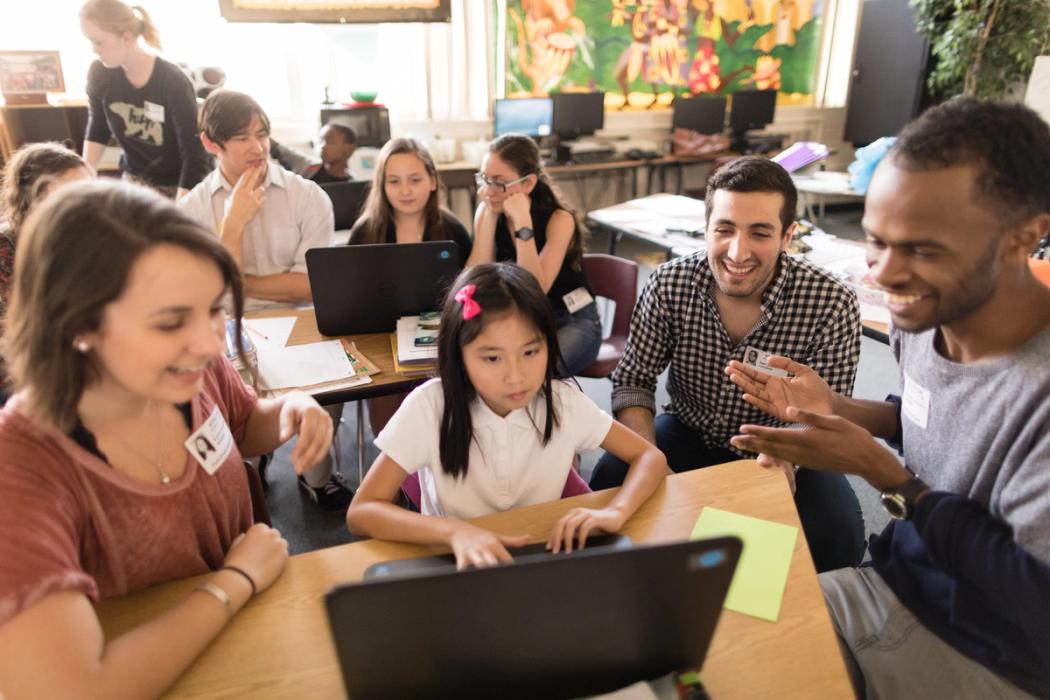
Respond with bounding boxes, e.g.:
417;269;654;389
672;95;727;135
729;89;777;136
551;91;605;140
320;106;391;149
494;97;553;138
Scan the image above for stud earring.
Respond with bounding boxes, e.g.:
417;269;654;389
74;339;90;353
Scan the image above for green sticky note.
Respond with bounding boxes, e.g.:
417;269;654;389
690;507;798;622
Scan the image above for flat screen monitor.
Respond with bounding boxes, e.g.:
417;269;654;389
320;106;391;149
493;97;553;137
729;89;777;135
551;91;605;140
672;95;727;135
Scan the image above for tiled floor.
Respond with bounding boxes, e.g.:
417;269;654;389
267;205;899;554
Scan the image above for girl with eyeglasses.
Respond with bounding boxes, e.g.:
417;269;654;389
466;134;602;376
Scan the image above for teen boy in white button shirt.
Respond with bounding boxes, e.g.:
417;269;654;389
180;89;350;511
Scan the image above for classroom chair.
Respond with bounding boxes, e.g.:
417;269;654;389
578;253;639;379
399;469;590;512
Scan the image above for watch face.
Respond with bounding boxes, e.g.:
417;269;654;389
515;226;534;241
880;492;909;520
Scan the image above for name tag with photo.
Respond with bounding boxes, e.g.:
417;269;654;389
562;287;595;314
742;346;790;377
184;406;235;475
144;101;165;123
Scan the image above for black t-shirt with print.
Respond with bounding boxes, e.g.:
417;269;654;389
85;57;212;190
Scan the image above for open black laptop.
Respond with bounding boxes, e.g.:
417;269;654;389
306;241;459;336
320;180;371;231
325;537;741;700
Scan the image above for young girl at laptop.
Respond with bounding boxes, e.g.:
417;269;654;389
349;138;473;435
349;137;471;256
0;181;333;696
467;134;601;376
347;263;667;570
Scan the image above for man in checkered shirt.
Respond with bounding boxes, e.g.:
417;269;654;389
590;156;865;572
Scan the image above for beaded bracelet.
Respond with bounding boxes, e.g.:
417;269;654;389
222;565;258;597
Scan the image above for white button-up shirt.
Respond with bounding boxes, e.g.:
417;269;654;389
178;163;334;310
376;378;613;520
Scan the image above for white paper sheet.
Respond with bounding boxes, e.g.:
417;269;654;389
257;340;354;390
242;316;297;349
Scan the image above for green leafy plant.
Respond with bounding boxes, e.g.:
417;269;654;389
911;0;1050;98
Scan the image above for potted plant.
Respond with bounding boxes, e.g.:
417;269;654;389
910;0;1050;98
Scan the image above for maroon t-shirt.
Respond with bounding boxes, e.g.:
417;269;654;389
0;356;256;626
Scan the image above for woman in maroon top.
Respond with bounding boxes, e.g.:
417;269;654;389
0;181;333;697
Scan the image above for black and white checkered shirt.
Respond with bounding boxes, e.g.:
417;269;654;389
612;251;861;456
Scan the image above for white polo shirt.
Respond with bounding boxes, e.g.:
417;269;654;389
376;378;613;520
178;163;334;310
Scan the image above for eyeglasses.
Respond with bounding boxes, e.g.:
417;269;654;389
474;172;531;193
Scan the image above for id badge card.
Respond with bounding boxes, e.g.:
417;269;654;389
184;406;235;475
562;287;595;314
742;346;790;377
901;372;930;430
144;101;165;123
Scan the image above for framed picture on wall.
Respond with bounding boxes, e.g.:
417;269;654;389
0;51;65;104
218;0;450;23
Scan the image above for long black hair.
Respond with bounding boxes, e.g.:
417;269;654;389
438;263;564;479
488;133;587;272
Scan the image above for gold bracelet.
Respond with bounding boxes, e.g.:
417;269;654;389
195;582;232;615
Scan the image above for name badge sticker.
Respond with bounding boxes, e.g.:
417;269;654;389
901;373;930;430
144;101;165;123
742;346;790;378
184;406;235;475
562;287;595;314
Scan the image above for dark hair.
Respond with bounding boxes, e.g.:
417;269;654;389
199;89;271;147
890;97;1050;222
5;180;245;430
323;122;357;145
488;133;587;271
437;263;563;479
350;137;452;245
1;142;88;238
704;156;797;235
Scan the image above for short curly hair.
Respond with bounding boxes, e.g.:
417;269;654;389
890;97;1050;222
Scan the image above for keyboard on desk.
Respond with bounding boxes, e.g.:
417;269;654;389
362;533;633;580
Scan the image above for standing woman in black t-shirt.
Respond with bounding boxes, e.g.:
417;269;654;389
79;0;211;198
467;133;601;375
349;137;472;435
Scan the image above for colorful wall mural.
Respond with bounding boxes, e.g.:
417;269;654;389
503;0;824;109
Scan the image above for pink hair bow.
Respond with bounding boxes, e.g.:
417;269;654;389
454;284;482;320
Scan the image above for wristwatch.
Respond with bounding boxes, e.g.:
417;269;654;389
514;226;535;241
879;476;930;520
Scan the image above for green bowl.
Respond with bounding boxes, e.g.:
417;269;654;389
350;91;378;103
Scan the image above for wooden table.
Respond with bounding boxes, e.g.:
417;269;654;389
259;307;431;404
247;307;433;479
96;461;853;699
